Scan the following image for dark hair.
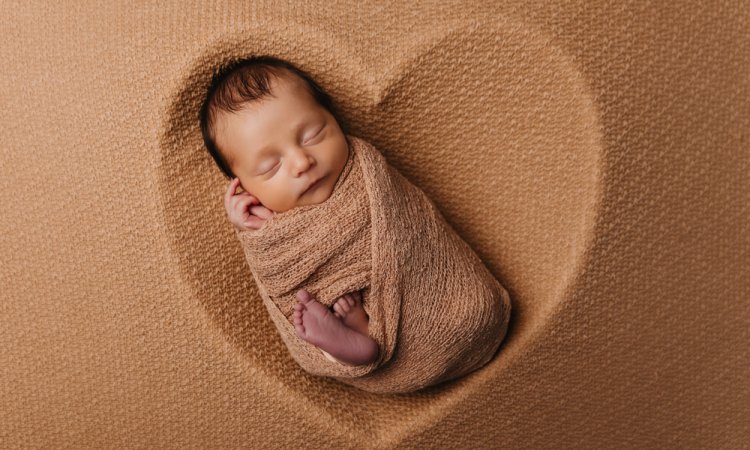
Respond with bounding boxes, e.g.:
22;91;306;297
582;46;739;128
199;55;349;180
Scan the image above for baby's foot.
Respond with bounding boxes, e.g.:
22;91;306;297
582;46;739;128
292;289;379;366
331;291;369;336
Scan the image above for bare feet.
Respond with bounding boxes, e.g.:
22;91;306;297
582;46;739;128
331;290;370;336
292;289;379;366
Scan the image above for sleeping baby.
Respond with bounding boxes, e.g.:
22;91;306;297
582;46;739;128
205;59;377;367
200;55;511;394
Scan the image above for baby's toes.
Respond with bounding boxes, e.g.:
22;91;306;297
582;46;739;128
293;321;305;337
333;300;346;317
341;295;355;312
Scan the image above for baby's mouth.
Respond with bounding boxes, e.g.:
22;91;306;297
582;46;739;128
303;175;326;195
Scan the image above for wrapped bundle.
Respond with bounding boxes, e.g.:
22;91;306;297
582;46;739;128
236;135;511;394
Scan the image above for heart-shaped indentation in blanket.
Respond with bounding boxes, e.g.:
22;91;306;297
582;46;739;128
159;16;602;441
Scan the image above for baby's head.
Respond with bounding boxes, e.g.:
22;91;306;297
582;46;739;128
200;55;351;213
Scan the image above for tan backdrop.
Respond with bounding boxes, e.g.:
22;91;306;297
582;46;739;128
1;1;748;448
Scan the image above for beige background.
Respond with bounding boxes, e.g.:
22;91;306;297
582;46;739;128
1;1;748;448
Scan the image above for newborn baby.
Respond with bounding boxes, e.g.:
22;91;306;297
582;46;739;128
201;56;511;393
205;60;378;367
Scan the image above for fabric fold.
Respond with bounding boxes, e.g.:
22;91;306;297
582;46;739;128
236;135;511;393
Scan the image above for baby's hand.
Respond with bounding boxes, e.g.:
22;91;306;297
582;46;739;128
224;177;274;231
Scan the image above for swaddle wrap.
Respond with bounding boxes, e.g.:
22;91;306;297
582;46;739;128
235;135;511;394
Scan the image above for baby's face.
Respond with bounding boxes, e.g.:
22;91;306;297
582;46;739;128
215;75;350;213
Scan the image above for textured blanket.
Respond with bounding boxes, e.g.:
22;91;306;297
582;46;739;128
235;135;511;394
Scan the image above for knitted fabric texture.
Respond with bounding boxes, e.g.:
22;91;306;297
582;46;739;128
235;135;512;394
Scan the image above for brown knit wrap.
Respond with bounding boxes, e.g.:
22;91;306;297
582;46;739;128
235;135;512;394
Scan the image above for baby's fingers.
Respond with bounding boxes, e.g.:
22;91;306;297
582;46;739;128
235;195;259;215
243;215;266;230
224;178;242;207
250;205;274;220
